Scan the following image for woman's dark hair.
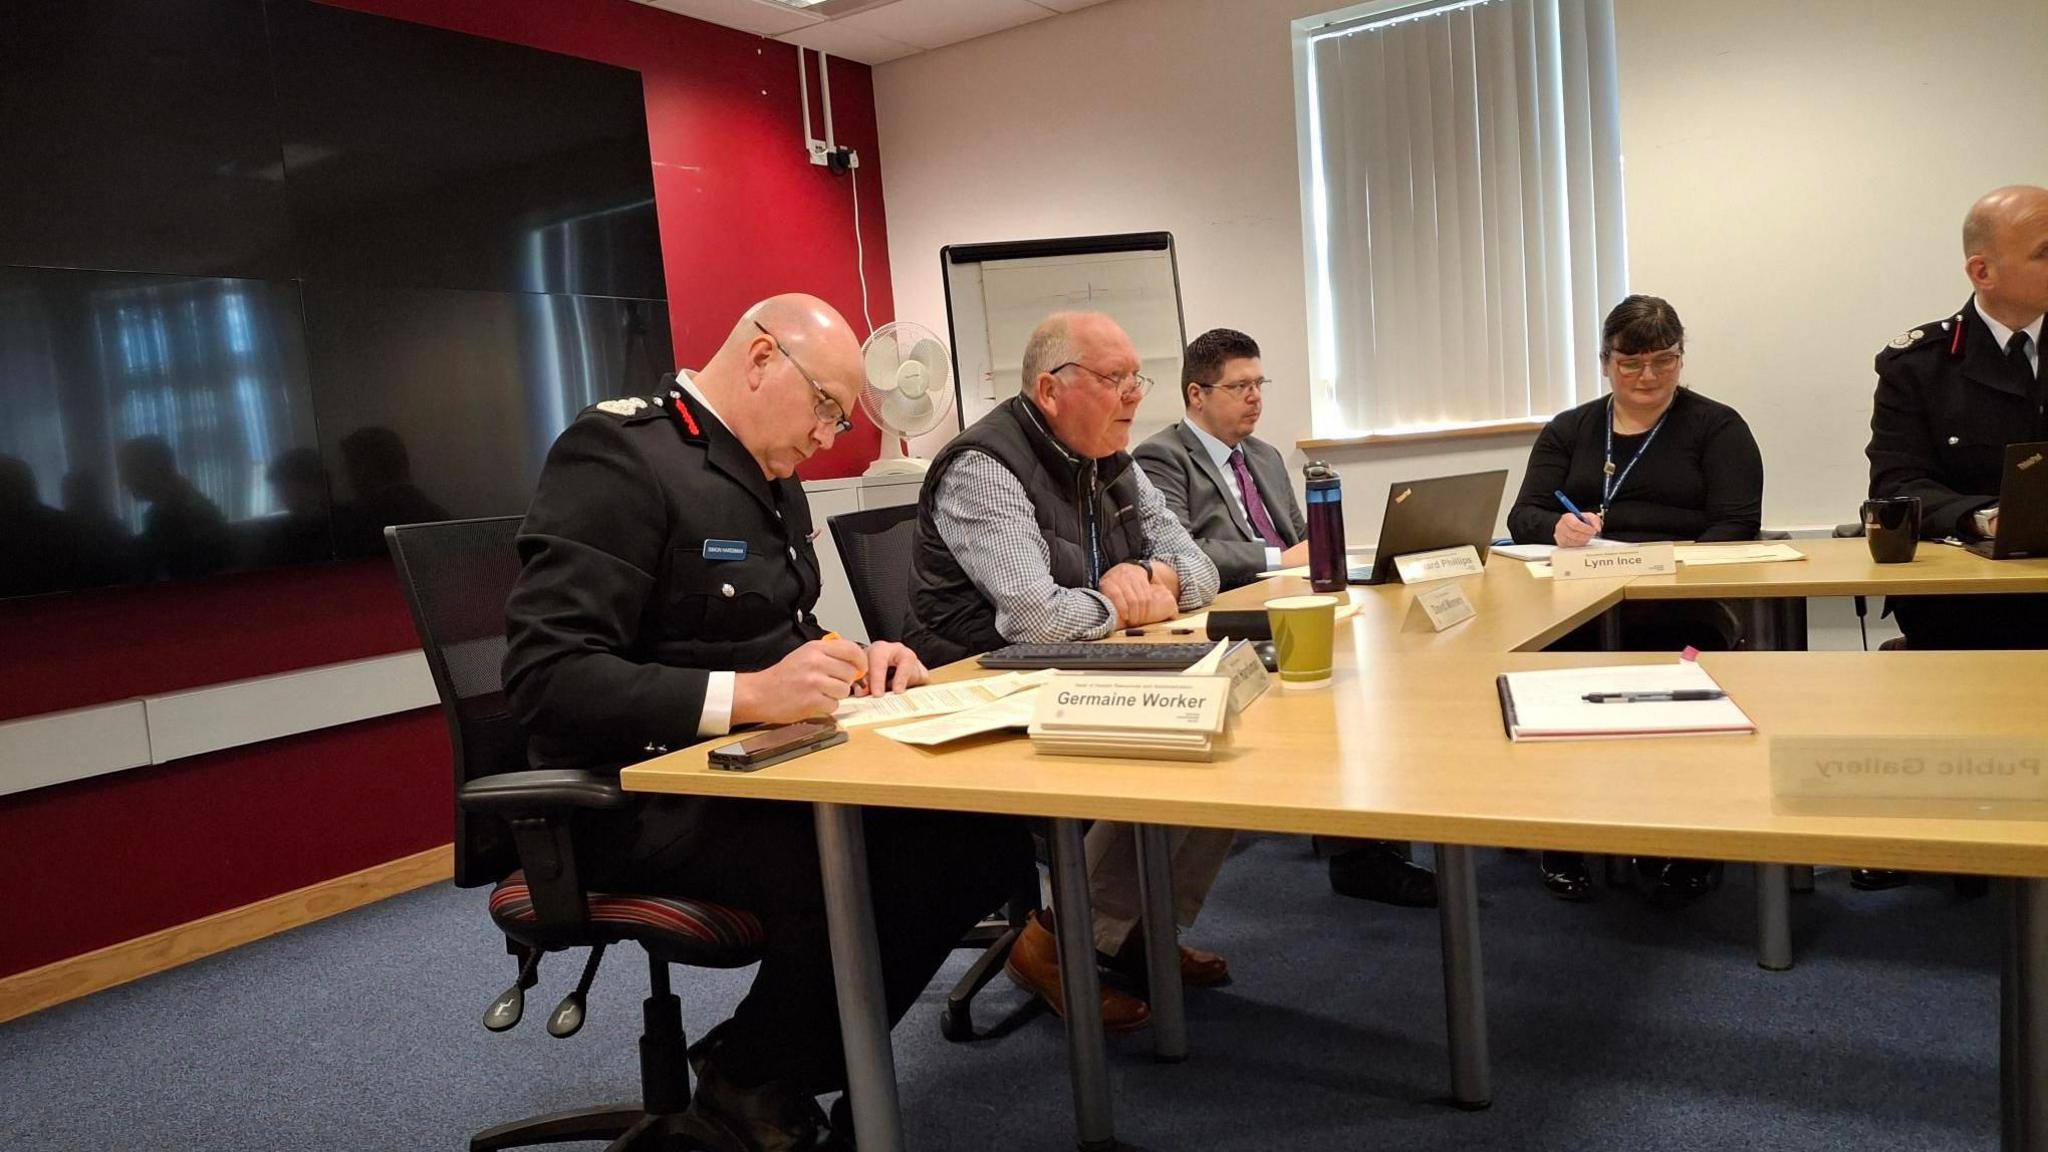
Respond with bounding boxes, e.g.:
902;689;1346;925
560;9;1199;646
1599;294;1685;359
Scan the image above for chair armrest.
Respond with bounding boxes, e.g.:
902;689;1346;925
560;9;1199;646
461;770;630;814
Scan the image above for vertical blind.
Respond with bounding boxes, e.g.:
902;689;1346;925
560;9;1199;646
1303;0;1625;436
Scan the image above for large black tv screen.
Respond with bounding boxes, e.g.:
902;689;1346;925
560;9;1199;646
0;0;669;598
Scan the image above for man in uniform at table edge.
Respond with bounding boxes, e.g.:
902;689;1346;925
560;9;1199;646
1858;185;2048;894
503;293;1033;1151
905;310;1235;1032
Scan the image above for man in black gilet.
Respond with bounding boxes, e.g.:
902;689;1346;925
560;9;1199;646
906;311;1231;1032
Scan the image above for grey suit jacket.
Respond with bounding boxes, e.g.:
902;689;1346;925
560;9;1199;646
1133;421;1306;590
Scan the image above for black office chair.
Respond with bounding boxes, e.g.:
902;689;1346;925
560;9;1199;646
386;517;764;1152
828;505;1041;1041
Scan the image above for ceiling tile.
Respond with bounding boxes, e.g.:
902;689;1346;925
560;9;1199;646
774;20;924;64
633;0;824;38
836;0;1055;51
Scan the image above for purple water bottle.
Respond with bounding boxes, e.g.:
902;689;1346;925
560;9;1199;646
1303;460;1346;593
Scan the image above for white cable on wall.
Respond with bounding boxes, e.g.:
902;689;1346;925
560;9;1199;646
852;165;874;338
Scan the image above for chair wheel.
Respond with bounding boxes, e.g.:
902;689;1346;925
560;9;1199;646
548;993;586;1038
939;1005;974;1042
484;985;524;1032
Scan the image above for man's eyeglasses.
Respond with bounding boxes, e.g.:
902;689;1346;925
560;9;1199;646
755;320;854;434
1052;360;1154;399
1198;377;1269;397
1608;349;1683;380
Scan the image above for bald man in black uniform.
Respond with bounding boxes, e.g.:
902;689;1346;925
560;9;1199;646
504;295;1030;1151
1868;184;2048;651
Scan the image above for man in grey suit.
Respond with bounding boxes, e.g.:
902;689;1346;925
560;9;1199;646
1136;328;1438;909
1133;328;1307;590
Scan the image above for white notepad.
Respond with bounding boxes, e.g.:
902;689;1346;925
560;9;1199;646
1495;662;1755;742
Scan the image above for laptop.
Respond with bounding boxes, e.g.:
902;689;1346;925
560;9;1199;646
1348;469;1511;585
1965;441;2048;560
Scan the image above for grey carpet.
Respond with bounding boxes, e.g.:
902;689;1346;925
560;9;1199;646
0;836;2002;1151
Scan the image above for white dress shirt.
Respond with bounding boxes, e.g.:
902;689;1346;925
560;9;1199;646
1974;296;2043;379
1181;418;1284;571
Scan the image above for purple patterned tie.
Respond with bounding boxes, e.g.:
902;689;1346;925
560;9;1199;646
1229;448;1285;548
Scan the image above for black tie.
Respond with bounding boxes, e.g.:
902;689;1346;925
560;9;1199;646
2008;330;2034;376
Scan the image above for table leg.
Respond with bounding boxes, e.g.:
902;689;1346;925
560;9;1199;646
1134;824;1188;1062
813;803;905;1152
1051;817;1118;1151
1434;844;1491;1109
1756;863;1793;971
2004;877;2047;1151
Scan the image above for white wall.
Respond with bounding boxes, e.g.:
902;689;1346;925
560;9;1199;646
876;0;2048;539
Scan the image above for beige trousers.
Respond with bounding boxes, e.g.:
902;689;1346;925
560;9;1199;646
1082;821;1236;955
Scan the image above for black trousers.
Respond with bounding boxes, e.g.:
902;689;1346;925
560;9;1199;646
1889;593;2048;650
587;799;1033;1095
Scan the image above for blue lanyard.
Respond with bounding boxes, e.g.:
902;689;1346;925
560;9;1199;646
1602;396;1669;515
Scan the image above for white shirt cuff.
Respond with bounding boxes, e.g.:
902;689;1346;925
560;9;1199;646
697;671;736;737
1265;546;1283;571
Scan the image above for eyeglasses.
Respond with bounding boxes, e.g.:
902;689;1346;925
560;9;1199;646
1608;349;1683;379
1198;377;1269;397
754;320;854;434
1052;360;1153;399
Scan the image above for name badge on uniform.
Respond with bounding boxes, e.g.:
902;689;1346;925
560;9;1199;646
702;539;748;562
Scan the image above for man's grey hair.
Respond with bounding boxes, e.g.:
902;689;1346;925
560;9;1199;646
1020;315;1076;395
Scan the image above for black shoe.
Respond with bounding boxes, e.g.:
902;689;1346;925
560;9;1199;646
1644;858;1722;906
692;1053;832;1152
825;1095;856;1151
1329;843;1438;907
1540;852;1593;902
1851;868;1909;891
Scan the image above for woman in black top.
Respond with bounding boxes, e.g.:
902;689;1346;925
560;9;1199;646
1509;295;1764;904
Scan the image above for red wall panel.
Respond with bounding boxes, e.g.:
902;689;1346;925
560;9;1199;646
0;0;895;982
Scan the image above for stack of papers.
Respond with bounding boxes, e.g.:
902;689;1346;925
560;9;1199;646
1496;661;1755;742
835;669;1054;727
1028;673;1233;762
876;688;1043;746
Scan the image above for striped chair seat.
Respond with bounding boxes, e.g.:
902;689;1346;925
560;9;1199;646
488;872;764;967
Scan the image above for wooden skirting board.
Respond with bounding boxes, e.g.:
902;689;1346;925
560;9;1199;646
0;843;453;1025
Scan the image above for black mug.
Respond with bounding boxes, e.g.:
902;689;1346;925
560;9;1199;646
1861;496;1922;563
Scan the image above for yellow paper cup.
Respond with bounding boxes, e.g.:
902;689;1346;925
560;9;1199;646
1265;594;1340;689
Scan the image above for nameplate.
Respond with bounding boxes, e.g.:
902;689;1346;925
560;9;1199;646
1393;544;1486;584
1214;641;1272;715
1033;674;1231;735
1770;736;2048;818
1410;582;1477;632
1552;543;1676;580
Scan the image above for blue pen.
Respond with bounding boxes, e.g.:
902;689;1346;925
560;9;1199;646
1554;490;1594;526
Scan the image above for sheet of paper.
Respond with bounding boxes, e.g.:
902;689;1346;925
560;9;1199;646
1258;547;1374;579
876;689;1043;746
1492;543;1554;562
834;669;1054;727
1670;543;1807;566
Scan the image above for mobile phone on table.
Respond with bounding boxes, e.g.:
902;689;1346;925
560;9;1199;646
708;718;846;772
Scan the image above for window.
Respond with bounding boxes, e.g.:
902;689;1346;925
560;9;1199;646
1296;0;1626;439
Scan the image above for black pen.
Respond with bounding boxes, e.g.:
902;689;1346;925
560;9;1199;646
1583;690;1726;703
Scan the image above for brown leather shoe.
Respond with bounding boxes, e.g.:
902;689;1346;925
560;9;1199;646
1004;914;1151;1032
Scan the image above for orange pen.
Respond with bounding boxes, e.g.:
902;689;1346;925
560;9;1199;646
820;632;868;684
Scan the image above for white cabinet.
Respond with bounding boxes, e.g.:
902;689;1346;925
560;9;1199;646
801;474;923;642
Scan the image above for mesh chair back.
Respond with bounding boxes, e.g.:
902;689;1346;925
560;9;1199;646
828;504;921;643
384;517;528;888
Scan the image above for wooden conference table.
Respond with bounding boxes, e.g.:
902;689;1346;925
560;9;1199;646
621;537;2048;1152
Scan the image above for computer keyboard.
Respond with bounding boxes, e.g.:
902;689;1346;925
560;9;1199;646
977;642;1218;671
